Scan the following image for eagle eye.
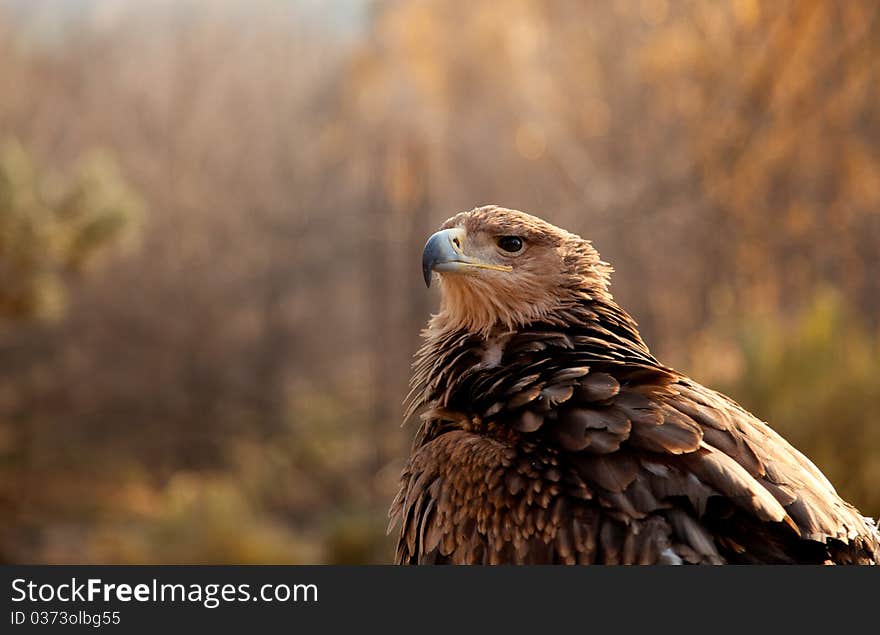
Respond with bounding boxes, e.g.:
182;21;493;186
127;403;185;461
497;236;524;253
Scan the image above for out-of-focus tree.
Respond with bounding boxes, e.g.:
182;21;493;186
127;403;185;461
0;140;140;320
0;0;877;563
0;138;141;562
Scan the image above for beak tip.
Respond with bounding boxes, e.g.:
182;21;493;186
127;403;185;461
422;228;461;289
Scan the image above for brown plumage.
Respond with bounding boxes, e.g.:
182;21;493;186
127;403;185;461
389;205;880;564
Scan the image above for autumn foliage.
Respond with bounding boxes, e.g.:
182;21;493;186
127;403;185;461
0;0;877;563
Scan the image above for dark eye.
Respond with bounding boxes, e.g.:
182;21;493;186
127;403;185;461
497;236;524;253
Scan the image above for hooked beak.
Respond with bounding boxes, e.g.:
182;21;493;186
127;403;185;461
421;227;513;288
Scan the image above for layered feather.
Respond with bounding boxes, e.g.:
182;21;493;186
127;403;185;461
392;207;880;565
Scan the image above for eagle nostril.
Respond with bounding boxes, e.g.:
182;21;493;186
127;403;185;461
452;237;461;250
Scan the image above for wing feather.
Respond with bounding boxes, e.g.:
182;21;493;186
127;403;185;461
397;317;880;564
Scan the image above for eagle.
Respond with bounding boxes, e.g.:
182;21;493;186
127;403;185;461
389;205;880;564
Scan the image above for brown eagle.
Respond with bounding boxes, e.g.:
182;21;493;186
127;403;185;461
389;205;880;564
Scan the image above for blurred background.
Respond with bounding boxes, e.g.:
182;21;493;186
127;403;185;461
0;0;878;564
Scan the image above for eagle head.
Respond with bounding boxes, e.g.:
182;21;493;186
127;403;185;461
422;205;613;335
